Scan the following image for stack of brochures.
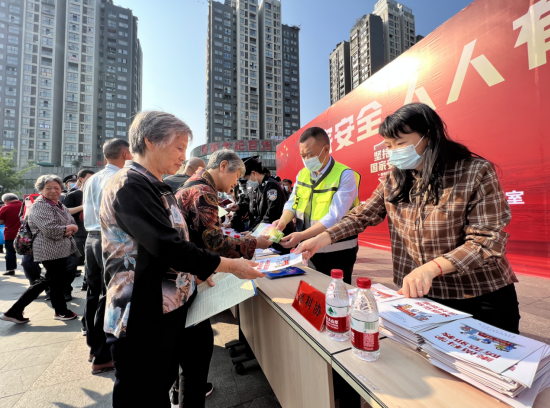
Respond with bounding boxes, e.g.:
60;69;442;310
420;318;550;408
376;297;472;350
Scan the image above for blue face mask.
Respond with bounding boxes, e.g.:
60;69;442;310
387;136;426;170
247;174;259;190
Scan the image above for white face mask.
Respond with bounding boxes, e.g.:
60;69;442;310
302;148;326;173
387;135;426;170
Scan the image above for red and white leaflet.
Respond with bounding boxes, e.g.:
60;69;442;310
348;283;404;305
255;253;303;273
422;318;546;374
378;298;471;333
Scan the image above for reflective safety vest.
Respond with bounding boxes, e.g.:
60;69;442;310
293;159;361;235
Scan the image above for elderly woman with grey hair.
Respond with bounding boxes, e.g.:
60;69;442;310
100;111;264;408
1;175;80;325
172;150;272;405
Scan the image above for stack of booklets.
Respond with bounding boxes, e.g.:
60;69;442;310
420;318;550;408
377;297;472;350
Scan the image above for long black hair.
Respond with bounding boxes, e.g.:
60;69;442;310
379;103;481;205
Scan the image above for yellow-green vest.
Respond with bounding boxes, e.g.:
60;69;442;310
292;159;361;231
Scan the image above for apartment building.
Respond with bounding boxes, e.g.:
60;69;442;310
0;0;141;167
329;0;418;104
96;0;141;166
206;0;299;144
349;14;384;91
329;41;350;105
373;0;416;63
0;1;24;156
282;23;299;138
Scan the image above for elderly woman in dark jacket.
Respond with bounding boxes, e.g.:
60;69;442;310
101;110;264;408
1;175;80;324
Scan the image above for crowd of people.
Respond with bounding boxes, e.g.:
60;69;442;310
0;103;520;407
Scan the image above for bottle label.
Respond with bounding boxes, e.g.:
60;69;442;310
326;304;350;333
351;318;379;351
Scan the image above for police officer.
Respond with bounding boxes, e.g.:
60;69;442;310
59;174;78;205
274;127;361;284
239;156;295;254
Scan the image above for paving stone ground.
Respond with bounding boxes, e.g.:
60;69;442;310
1;246;549;407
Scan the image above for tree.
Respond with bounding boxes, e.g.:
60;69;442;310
71;158;83;167
0;150;34;194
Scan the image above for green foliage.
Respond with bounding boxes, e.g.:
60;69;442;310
0;150;35;194
71;158;83;168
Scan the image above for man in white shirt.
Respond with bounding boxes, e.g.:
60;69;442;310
83;139;132;374
274;127;361;284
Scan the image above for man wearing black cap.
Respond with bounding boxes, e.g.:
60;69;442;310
234;156;295;254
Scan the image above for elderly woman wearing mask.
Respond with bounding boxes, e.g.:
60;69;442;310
1;175;80;324
100;111;264;408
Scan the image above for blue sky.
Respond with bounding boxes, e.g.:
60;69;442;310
115;0;474;153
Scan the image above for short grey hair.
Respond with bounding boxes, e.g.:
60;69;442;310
207;149;245;176
103;139;130;160
1;193;18;202
35;175;63;192
129;111;193;157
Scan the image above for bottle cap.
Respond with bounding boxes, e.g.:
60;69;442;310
331;269;343;279
357;277;371;289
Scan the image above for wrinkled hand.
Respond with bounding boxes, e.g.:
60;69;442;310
229;258;265;280
64;225;78;237
227;204;240;212
279;232;303;248
255;235;272;249
398;263;440;298
273;219;287;232
195;275;216;287
294;232;332;261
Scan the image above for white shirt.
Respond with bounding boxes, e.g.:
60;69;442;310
83;164;121;231
283;157;358;229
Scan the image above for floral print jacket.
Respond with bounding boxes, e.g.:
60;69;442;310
100;161;221;340
176;169;256;260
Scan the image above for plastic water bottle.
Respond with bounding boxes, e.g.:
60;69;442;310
325;269;350;342
350;277;380;361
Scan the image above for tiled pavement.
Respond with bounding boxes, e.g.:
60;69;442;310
1;247;549;407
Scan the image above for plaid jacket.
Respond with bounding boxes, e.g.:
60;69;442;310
326;157;518;299
28;196;79;262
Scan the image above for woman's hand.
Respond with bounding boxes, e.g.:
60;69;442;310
398;262;441;298
294;232;332;261
279;231;303;248
255;235;272;249
227;204;240;212
273;219;287;232
64;225;78;237
227;258;265;280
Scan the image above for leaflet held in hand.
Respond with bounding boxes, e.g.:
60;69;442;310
185;273;256;328
255;252;303;273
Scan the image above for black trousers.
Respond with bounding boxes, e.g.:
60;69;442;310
10;257;70;315
22;254;42;284
109;311;214;408
84;233;111;364
309;245;359;285
4;239;16;271
427;283;521;334
66;235;86;293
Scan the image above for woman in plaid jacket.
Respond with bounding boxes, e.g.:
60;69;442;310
1;175;80;324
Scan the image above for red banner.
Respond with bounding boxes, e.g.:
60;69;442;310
277;0;550;278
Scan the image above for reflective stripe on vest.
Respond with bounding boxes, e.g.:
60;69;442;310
292;159;361;231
